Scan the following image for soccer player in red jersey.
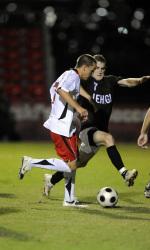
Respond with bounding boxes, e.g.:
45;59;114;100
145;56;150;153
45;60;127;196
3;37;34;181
19;54;96;207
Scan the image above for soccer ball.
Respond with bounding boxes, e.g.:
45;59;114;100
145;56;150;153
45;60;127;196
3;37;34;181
97;187;118;207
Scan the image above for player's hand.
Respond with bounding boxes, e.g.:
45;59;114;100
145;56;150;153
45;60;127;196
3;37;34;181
137;133;148;149
77;107;88;122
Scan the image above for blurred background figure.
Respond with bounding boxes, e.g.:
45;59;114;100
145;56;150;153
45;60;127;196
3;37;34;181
0;85;20;141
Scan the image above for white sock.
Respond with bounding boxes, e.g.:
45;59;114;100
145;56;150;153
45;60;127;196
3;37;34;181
71;170;76;201
119;167;127;175
64;170;76;202
30;158;71;173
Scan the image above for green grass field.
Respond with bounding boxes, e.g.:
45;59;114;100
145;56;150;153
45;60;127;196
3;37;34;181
0;142;150;250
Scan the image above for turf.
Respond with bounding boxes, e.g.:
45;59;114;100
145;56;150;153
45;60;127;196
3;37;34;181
0;142;150;250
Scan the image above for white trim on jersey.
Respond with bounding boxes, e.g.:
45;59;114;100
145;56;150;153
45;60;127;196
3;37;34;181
43;69;80;137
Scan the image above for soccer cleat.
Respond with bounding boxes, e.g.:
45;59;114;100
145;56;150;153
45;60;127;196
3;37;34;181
144;182;150;198
123;169;138;187
63;200;88;208
43;174;53;197
19;156;32;179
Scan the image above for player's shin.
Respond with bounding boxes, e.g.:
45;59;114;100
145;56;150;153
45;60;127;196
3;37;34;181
30;158;72;172
64;170;76;202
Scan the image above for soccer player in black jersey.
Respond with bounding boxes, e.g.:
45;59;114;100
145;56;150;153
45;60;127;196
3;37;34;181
43;54;150;203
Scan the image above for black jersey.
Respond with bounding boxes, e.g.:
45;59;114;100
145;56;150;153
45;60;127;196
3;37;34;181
79;75;121;132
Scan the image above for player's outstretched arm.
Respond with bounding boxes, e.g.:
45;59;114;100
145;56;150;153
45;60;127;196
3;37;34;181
137;133;148;148
118;76;150;87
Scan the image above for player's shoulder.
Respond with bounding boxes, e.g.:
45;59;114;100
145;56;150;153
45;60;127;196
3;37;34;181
65;69;80;81
57;69;79;83
60;69;75;77
104;75;121;84
66;69;79;76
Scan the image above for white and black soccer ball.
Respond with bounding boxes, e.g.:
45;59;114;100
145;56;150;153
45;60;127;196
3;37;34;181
97;187;118;207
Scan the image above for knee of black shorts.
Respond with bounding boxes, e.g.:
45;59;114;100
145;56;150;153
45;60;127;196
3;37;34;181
76;159;87;168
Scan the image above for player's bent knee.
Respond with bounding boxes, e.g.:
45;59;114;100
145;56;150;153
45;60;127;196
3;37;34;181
105;133;114;146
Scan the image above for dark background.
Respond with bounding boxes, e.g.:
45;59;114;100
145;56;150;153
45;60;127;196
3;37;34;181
0;0;150;102
0;0;150;140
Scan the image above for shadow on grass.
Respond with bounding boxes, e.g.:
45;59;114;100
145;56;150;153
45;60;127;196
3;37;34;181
35;196;63;204
0;226;33;241
36;196;97;206
0;207;20;216
80;196;99;204
78;207;150;221
119;205;150;214
77;205;150;221
119;191;144;204
0;193;16;198
75;191;150;221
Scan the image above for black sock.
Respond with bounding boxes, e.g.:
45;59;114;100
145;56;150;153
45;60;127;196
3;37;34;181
51;171;64;185
107;145;124;171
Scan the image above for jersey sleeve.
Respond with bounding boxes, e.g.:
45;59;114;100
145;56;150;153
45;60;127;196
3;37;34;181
107;75;123;86
56;71;77;93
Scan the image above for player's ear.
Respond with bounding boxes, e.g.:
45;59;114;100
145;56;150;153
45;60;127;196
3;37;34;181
82;65;87;72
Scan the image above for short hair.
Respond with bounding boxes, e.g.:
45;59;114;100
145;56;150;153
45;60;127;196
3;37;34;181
93;54;106;65
76;54;96;68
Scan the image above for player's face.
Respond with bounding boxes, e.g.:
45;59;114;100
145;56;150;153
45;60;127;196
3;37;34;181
81;64;96;80
92;61;106;81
